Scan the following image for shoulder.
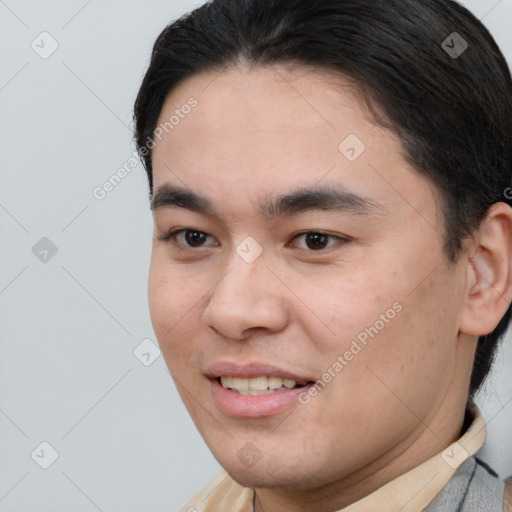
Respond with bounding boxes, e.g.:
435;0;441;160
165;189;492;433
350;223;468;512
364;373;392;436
178;470;254;512
424;457;506;512
464;457;506;511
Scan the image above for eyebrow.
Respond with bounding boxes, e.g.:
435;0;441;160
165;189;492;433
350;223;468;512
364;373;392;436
151;184;384;218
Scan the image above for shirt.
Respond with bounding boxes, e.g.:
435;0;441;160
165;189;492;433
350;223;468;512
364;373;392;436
178;400;491;511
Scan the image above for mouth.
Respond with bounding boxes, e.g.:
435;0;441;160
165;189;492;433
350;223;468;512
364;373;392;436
216;375;313;395
205;362;317;418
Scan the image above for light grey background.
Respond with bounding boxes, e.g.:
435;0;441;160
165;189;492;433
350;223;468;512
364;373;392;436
0;1;511;511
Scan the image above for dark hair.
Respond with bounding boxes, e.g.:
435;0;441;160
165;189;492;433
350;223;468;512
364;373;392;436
133;0;512;399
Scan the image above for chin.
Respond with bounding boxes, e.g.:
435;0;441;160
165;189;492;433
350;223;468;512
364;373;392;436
230;468;305;490
217;452;324;491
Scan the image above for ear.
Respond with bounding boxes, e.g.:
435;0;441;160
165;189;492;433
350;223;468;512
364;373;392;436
459;202;512;336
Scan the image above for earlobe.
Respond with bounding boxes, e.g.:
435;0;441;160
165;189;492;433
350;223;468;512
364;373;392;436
459;202;512;337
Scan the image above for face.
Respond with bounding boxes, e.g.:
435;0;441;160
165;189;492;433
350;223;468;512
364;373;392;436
148;64;473;494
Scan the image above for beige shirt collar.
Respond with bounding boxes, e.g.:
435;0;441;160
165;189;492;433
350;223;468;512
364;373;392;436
342;400;486;511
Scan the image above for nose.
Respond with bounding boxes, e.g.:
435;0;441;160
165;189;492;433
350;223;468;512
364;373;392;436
201;251;290;341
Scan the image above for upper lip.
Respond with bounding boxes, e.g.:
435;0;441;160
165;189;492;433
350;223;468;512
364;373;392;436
205;361;316;384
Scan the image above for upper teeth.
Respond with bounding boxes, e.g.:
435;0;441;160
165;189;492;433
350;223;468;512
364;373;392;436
220;376;299;392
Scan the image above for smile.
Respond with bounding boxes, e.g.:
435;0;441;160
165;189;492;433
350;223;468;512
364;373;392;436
219;375;310;395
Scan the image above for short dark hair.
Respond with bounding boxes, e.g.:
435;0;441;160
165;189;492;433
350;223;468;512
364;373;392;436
133;0;512;399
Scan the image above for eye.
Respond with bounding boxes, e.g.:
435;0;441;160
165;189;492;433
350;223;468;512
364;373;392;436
157;228;349;252
157;228;217;248
290;231;347;251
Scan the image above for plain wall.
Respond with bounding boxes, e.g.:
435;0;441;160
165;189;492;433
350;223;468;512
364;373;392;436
1;0;511;510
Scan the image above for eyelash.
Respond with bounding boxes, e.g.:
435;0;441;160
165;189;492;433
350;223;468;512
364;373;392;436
157;228;350;253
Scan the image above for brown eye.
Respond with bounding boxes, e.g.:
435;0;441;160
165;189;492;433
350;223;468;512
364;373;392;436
183;230;209;247
292;232;345;251
159;228;217;248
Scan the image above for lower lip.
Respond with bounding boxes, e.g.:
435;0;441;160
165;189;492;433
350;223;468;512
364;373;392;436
209;378;314;418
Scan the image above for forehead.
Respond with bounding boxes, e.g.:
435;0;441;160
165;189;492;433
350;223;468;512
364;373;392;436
153;64;368;159
150;64;438;223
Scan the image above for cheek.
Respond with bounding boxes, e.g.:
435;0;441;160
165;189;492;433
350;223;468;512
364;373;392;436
147;256;204;359
301;260;402;349
148;261;174;336
334;273;459;408
308;252;457;390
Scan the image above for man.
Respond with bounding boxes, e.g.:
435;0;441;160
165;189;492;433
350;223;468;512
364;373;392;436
133;0;512;510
